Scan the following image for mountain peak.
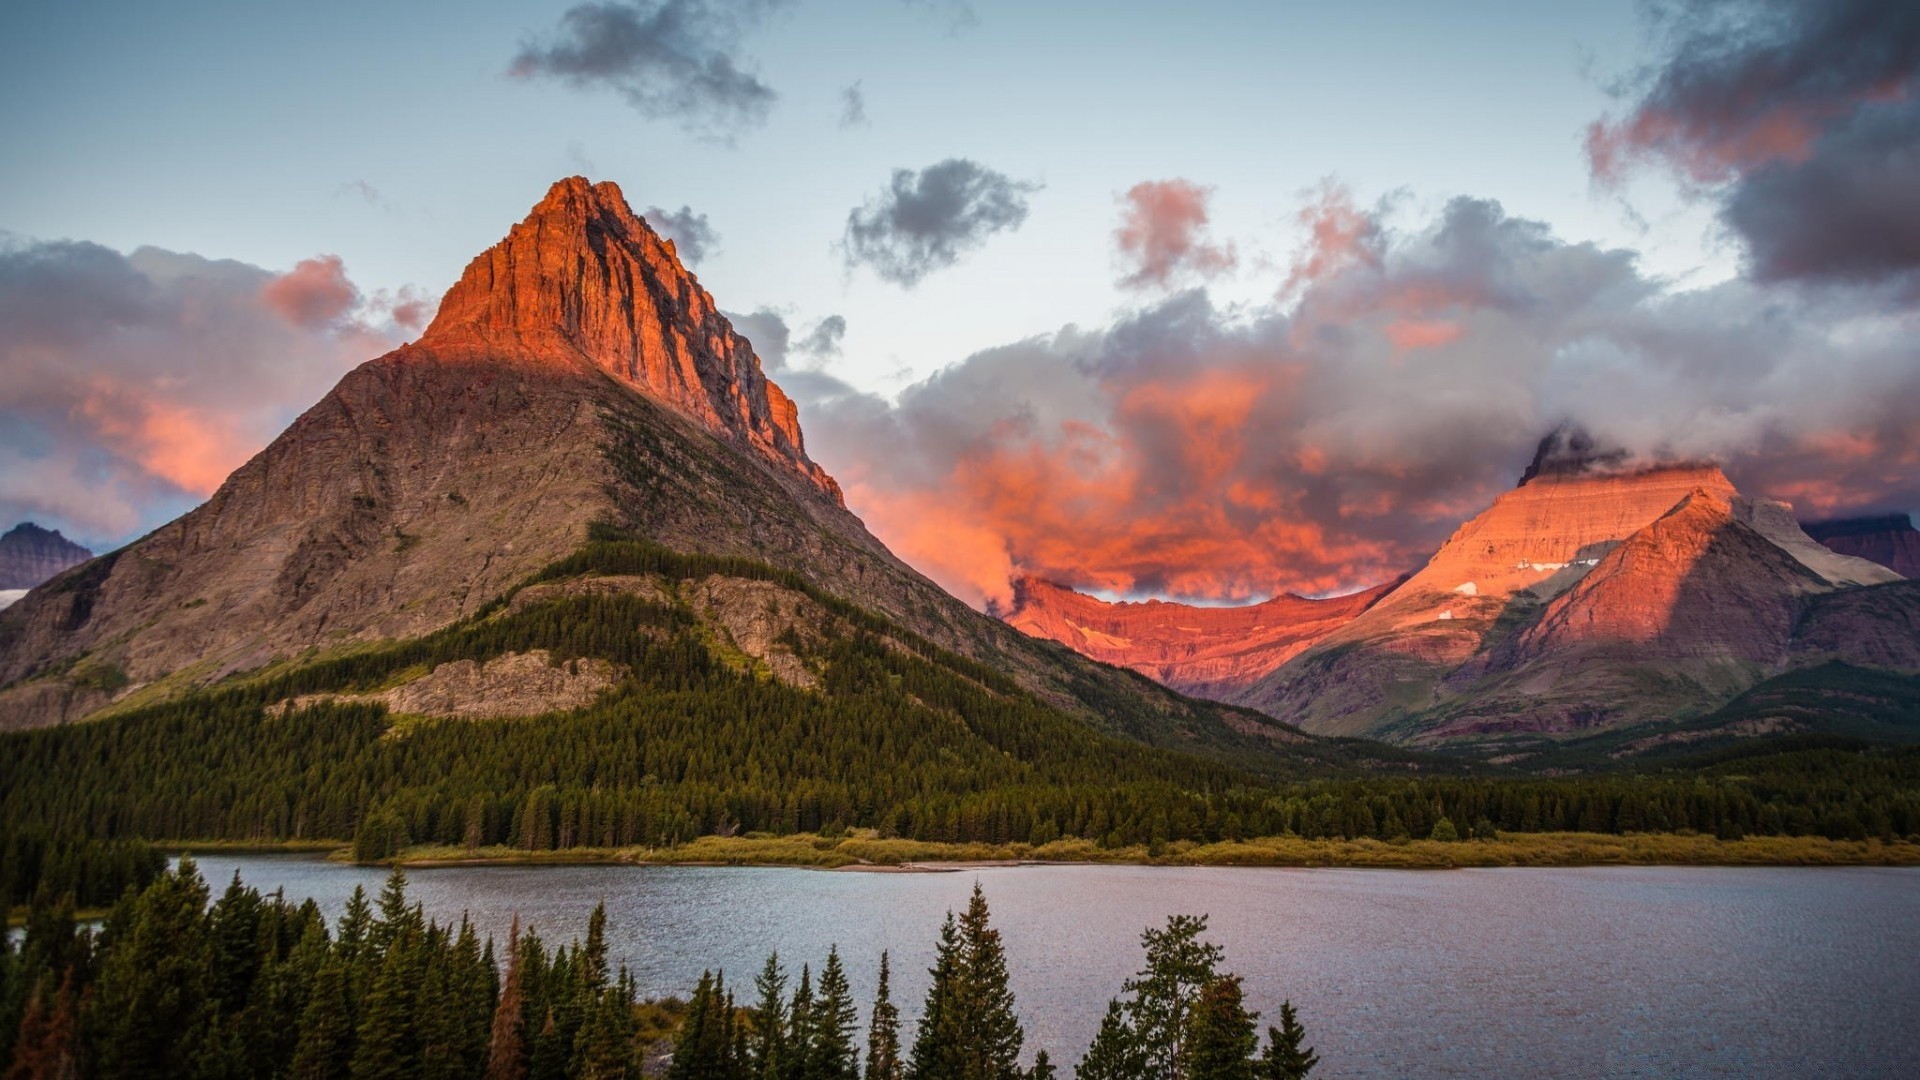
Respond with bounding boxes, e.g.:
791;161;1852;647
0;521;92;591
421;177;839;502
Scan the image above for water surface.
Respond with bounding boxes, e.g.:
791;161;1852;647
187;856;1920;1078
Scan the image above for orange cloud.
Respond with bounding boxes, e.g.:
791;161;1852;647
263;255;360;329
1114;179;1236;289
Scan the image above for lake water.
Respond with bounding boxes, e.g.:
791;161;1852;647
182;856;1919;1078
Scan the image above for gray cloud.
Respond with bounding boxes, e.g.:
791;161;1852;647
1590;0;1920;286
786;194;1920;608
841;159;1039;287
796;314;846;358
509;1;789;141
644;204;719;265
838;80;868;129
0;238;410;548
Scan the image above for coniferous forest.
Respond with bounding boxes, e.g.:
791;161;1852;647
1;861;1317;1080
3;536;1916;870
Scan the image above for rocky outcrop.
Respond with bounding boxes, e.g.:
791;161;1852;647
0;524;91;590
1804;514;1920;578
1003;576;1397;699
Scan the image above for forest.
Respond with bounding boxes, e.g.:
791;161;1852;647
2;861;1318;1079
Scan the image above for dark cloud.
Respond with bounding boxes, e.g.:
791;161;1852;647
796;314;846;358
841;159;1039;287
1114;179;1236;290
785;194;1920;609
838;80;868;129
0;238;412;547
644;204;719;265
724;308;844;369
1590;0;1920;285
509;1;789;141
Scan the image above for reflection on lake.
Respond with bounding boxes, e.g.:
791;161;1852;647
185;856;1920;1078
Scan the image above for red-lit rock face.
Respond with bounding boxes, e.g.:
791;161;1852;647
425;176;839;503
1003;576;1397;699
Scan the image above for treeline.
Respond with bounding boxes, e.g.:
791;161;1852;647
4;537;1917;859
3;863;1318;1079
1;830;164;910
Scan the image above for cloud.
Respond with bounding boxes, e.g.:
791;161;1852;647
784;192;1920;610
1114;179;1237;290
262;255;359;329
644;204;719;265
1589;0;1920;285
839;80;868;128
841;158;1040;286
796;314;845;358
0;238;412;547
509;0;789;141
724;308;844;370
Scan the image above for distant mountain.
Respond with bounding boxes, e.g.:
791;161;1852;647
0;523;91;591
0;178;1323;772
1804;514;1920;578
1240;462;1906;750
1004;575;1399;700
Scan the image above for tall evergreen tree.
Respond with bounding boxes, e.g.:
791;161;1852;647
864;952;902;1080
750;953;789;1080
1074;1001;1143;1080
908;884;1024;1080
485;916;528;1080
349;926;424;1079
1258;1002;1318;1080
1185;977;1257;1080
6;970;78;1080
785;965;816;1080
90;858;213;1079
289;960;356;1080
807;947;859;1080
669;971;740;1080
1026;1050;1057;1080
1121;915;1222;1080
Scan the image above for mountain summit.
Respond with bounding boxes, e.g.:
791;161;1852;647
423;177;837;502
0;523;91;592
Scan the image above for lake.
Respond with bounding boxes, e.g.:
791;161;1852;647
182;856;1920;1078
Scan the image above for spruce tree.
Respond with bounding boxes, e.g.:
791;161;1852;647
1121;915;1222;1080
670;971;739;1080
1185;976;1257;1080
90;858;213;1079
289;959;356;1080
1074;1000;1143;1080
1258;1001;1318;1080
786;964;816;1080
864;952;902;1080
349;926;423;1079
1026;1050;1057;1080
7;970;79;1080
750;952;789;1080
485;916;528;1080
908;884;1025;1080
808;947;860;1080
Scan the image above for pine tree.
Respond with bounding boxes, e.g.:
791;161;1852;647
1073;1001;1142;1080
1120;915;1222;1080
485;916;529;1080
785;964;816;1080
808;947;859;1080
350;922;423;1079
1026;1050;1056;1080
290;959;356;1080
669;971;740;1080
90;858;213;1079
571;989;635;1080
1258;1001;1318;1080
864;952;902;1080
750;952;789;1080
908;884;1024;1080
6;970;79;1080
1185;977;1257;1080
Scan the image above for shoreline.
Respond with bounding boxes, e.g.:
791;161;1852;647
155;832;1920;873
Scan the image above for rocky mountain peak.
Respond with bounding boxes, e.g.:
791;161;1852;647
0;522;92;591
1803;513;1920;578
423;176;839;503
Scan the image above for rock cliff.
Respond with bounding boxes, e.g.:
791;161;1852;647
1003;576;1397;700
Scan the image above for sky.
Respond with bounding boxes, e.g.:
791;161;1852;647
2;0;1917;608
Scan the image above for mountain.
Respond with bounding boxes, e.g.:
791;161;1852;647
1003;575;1400;699
1804;514;1920;578
1239;460;1907;748
0;523;91;593
0;178;1319;770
